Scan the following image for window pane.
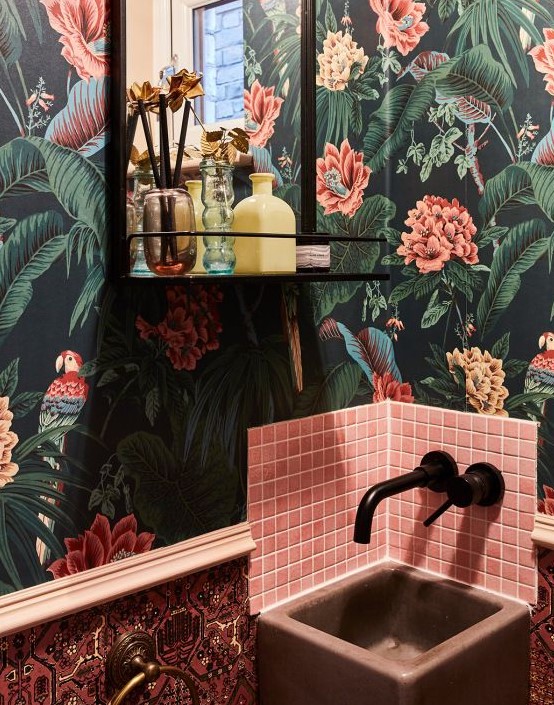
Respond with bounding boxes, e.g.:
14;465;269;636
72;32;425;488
193;0;244;123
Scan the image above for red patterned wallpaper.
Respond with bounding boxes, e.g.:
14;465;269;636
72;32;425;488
531;549;554;704
0;558;257;705
2;548;553;705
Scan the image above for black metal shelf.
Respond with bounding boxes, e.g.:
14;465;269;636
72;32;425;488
120;231;389;284
119;271;390;285
131;231;387;242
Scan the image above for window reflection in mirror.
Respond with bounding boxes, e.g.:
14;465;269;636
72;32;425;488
126;0;245;157
192;0;244;124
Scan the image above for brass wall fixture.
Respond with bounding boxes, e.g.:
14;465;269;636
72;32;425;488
106;630;199;705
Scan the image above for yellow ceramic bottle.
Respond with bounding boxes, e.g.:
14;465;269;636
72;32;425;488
233;173;296;274
185;179;205;273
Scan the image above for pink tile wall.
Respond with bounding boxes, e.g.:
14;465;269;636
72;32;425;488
247;400;538;614
387;402;538;603
247;404;389;614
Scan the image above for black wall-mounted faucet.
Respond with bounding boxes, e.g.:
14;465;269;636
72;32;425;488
423;462;505;527
353;451;458;544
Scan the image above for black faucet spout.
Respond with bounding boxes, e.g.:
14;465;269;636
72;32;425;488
352;451;459;544
353;468;428;544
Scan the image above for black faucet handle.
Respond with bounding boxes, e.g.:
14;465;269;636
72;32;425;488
423;462;504;527
459;462;505;506
419;450;459;492
423;498;453;527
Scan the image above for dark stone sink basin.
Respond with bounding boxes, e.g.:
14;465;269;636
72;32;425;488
257;562;530;705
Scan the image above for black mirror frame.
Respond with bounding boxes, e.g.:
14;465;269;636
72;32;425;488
110;0;128;278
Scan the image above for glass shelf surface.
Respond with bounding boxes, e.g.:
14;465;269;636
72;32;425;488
120;232;389;283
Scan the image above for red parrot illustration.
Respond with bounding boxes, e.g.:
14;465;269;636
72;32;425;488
524;332;554;405
36;350;89;565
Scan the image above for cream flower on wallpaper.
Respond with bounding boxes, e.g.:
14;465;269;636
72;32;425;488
316;30;369;91
0;397;19;488
446;348;509;417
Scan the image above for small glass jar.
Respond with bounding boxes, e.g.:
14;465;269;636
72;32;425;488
200;160;236;275
185;179;206;274
132;166;156;233
143;188;197;276
126;195;137;269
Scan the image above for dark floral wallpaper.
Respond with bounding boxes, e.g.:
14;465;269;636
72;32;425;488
0;0;553;605
0;0;297;593
245;0;554;491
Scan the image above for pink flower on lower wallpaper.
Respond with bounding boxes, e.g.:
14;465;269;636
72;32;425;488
398;195;479;274
48;513;155;578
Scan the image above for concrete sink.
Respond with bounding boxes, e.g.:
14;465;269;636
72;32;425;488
257;562;529;705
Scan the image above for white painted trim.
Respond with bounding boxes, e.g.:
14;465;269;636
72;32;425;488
532;513;554;549
0;522;255;636
153;0;173;82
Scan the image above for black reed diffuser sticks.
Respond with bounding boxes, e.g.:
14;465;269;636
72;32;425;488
137;99;161;188
172;100;191;188
157;94;177;263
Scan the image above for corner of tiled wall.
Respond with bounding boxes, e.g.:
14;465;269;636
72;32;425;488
388;402;538;603
247;401;538;614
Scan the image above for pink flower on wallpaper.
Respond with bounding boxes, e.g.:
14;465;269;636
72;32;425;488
373;372;414;403
398;195;478;273
530;28;554;96
538;485;554;514
136;285;223;371
48;514;155;578
40;0;110;80
244;80;284;148
369;0;429;56
316;139;371;216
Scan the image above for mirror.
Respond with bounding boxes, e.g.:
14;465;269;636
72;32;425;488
112;0;321;278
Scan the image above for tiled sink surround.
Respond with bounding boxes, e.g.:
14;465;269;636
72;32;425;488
247;401;538;614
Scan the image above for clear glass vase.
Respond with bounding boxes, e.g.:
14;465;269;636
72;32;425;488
200;160;236;275
143;188;197;276
130;166;157;277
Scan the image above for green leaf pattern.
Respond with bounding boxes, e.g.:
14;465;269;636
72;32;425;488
0;0;553;592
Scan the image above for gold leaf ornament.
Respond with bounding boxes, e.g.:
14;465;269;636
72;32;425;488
175;69;204;98
205;130;224;142
200;126;249;164
229;130;249;154
126;81;161;109
166;69;205;111
200;132;219;157
224;142;237;165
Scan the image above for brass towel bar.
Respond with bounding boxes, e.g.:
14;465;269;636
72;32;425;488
106;631;199;705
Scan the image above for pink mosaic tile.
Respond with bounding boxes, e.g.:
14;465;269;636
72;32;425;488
388;402;538;604
248;400;539;614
